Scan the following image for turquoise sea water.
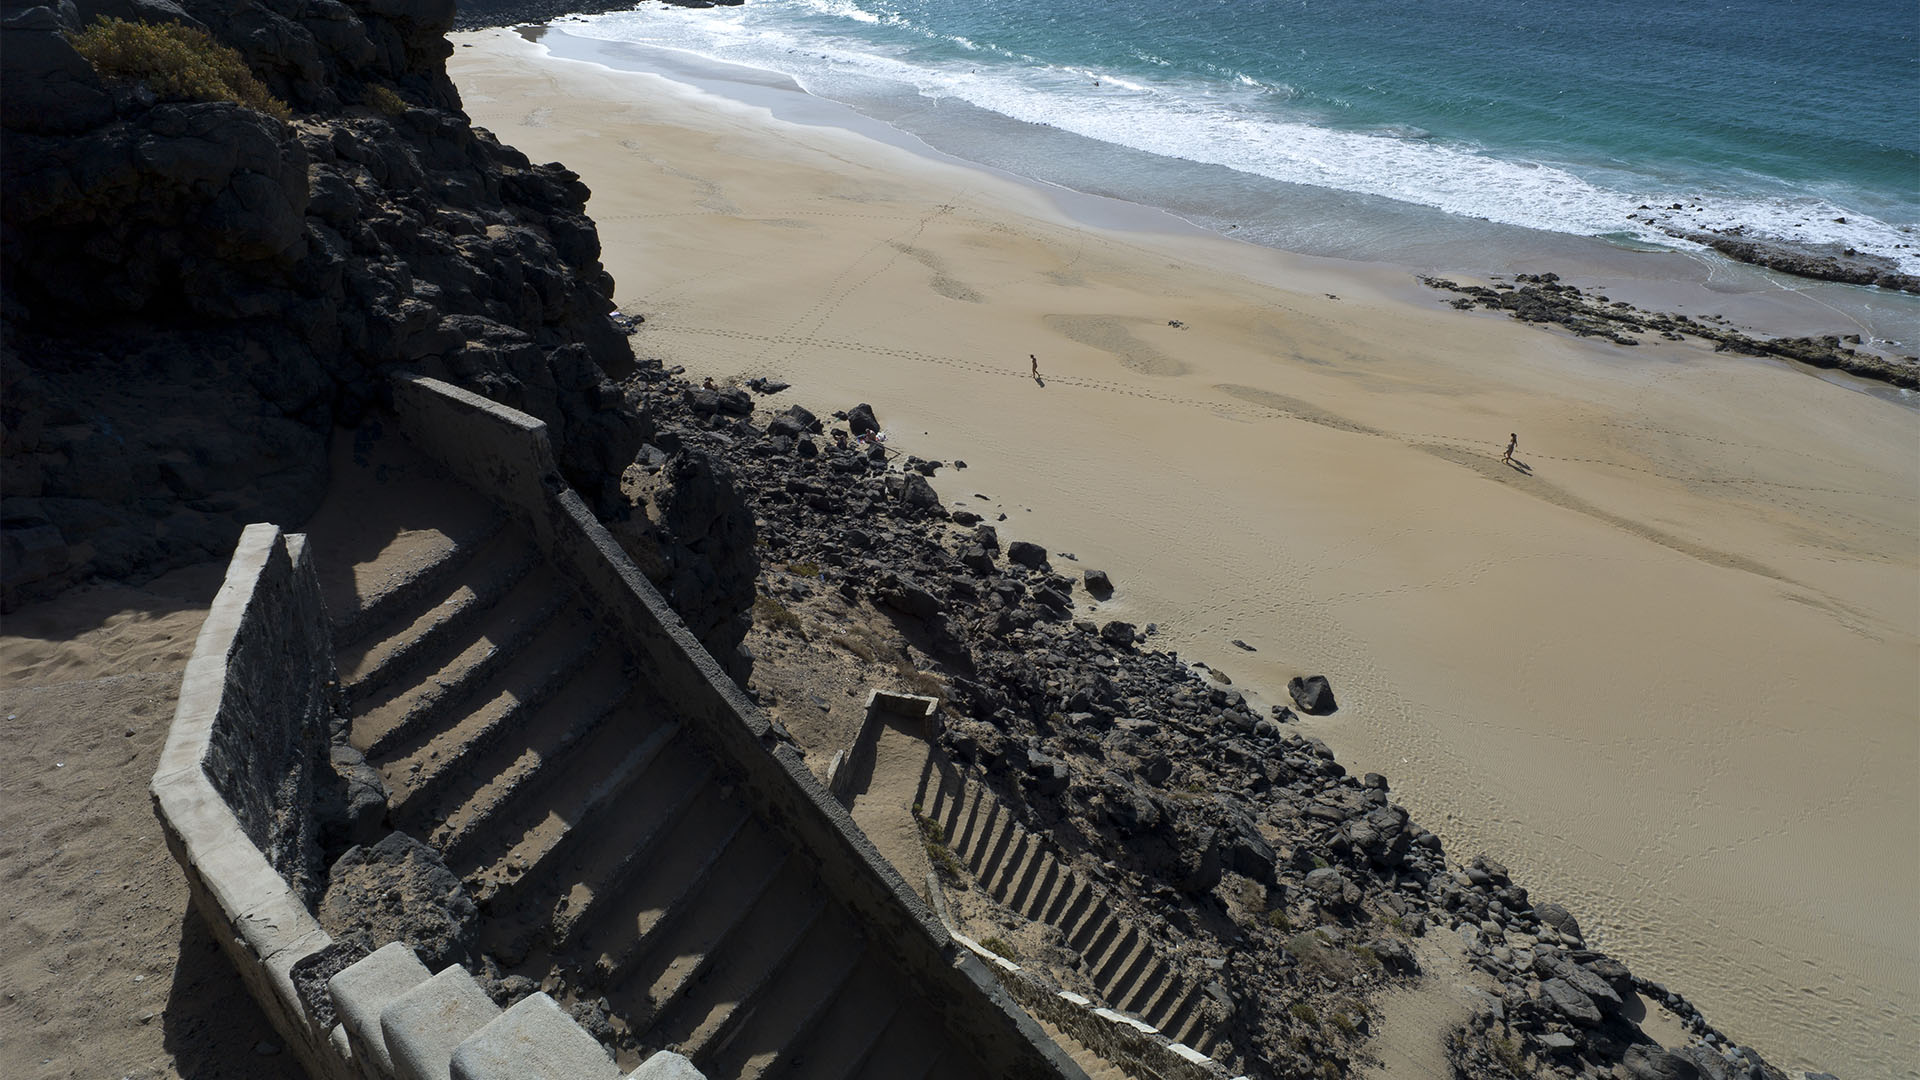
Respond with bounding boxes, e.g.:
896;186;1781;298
559;0;1919;341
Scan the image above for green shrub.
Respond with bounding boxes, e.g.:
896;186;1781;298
68;17;289;120
916;811;968;884
753;596;803;635
1492;1035;1528;1076
979;935;1019;961
1265;908;1293;933
1289;1001;1318;1025
363;84;407;117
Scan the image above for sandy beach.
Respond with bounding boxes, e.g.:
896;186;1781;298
442;28;1920;1076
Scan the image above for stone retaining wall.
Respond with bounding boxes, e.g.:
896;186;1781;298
390;371;1083;1080
150;523;352;1080
150;522;703;1079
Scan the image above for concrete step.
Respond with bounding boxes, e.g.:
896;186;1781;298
460;718;681;906
328;510;508;650
381;966;502;1080
392;644;630;834
449;991;622;1080
353;572;576;762
1090;924;1144;997
1102;931;1159;1008
588;793;770;988
1161;985;1209;1051
756;958;898;1080
380;618;602;809
548;751;721;955
849;1005;947;1080
329;942;433;1079
614;837;793;1001
432;697;676;875
986;827;1035;900
336;525;542;704
1042;871;1089;929
1070;900;1118;957
648;880;829;1057
697;915;865;1078
1122;956;1174;1020
1006;834;1052;907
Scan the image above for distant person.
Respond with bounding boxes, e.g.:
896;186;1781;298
1030;354;1040;379
1502;432;1518;464
703;377;717;391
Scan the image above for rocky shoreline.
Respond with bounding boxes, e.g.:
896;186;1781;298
1421;273;1920;390
603;357;1805;1080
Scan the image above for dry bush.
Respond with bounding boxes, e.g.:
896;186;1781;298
68;17;290;120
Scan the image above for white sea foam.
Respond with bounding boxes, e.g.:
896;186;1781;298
566;3;1920;276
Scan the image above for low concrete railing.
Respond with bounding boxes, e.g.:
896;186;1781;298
925;872;1243;1080
150;523;706;1079
390;372;1084;1080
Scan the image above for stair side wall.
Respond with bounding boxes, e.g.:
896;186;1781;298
150;523;351;1080
389;371;1088;1080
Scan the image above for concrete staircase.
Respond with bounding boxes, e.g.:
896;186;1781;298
308;434;996;1079
918;768;1224;1057
327;942;702;1080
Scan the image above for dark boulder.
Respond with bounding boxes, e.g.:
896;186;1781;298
1288;674;1337;714
1006;539;1048;568
1099;620;1136;648
846;402;879;436
1082;568;1112;596
1623;1045;1703;1080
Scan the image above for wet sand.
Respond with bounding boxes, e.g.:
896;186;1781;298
450;28;1919;1076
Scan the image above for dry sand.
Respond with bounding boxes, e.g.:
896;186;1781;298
0;564;295;1079
451;28;1918;1076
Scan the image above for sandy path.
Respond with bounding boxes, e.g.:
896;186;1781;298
449;29;1918;1076
0;564;294;1079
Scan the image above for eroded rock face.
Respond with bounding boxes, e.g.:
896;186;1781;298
319;831;476;970
1;0;644;608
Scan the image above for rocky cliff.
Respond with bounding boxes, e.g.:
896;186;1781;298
1;0;650;610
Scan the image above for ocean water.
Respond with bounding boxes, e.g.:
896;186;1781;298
556;0;1919;326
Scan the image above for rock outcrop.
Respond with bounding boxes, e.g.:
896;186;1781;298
2;0;646;609
624;371;1797;1080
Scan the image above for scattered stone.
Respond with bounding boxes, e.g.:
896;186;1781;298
1288;674;1337;715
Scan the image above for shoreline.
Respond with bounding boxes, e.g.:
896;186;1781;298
525;21;1920;358
448;26;1920;1077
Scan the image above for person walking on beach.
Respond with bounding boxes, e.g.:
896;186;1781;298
1502;432;1518;464
1030;354;1040;379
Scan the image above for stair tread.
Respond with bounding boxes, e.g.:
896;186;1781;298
623;839;796;1005
336;526;542;697
651;879;830;1054
392;644;631;832
850;1006;948;1080
758;959;899;1080
352;573;575;759
590;793;770;986
698;913;865;1076
379;620;602;803
460;718;682;893
549;754;724;953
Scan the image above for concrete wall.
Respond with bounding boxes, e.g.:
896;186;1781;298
925;873;1240;1080
151;522;660;1080
150;524;352;1080
390;372;1086;1080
